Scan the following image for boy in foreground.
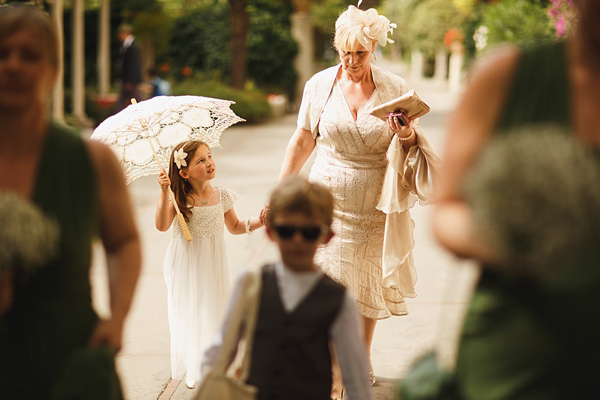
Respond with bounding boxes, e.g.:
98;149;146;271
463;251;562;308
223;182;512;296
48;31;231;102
202;176;372;400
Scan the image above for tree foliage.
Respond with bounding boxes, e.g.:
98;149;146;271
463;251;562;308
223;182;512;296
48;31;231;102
246;0;298;95
310;0;347;34
168;0;297;94
132;11;173;60
481;0;555;48
168;3;231;77
381;0;419;51
405;0;465;57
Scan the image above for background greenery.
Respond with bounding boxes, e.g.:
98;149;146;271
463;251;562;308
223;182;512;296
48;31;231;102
3;0;574;124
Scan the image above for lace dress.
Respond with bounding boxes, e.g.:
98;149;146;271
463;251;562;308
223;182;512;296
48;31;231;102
163;187;236;383
309;82;406;319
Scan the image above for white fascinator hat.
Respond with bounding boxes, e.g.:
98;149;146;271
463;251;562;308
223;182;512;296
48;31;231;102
334;0;397;52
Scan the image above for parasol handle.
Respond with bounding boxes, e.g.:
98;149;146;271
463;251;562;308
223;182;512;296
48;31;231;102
145;136;192;243
131;99;192;242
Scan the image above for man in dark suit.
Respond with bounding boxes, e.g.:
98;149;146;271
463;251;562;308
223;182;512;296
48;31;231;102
117;23;143;111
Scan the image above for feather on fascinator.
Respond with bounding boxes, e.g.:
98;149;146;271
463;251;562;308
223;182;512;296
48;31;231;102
336;1;397;51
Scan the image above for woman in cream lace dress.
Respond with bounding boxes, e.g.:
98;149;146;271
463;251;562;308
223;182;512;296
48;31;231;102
264;4;440;392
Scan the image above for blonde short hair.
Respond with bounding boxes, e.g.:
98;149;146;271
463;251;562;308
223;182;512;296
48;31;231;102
268;176;334;227
334;26;376;53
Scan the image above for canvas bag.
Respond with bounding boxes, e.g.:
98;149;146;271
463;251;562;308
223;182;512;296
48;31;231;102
194;269;261;400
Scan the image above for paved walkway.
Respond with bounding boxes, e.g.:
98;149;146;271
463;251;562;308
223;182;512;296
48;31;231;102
90;60;479;399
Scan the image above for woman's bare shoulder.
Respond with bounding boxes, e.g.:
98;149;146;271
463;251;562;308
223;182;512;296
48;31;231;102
466;45;521;93
452;45;522;129
84;139;127;186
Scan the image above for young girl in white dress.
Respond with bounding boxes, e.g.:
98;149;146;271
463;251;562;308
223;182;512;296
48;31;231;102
155;140;263;389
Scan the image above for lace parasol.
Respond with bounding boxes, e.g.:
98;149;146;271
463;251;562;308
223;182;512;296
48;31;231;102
91;95;245;241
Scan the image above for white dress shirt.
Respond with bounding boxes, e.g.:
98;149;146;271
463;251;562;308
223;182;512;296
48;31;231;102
203;261;372;400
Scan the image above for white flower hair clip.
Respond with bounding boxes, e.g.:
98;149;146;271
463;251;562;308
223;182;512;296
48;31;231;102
337;2;397;51
173;147;188;169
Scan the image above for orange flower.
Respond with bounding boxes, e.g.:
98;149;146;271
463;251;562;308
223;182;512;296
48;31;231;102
181;66;193;77
443;28;463;48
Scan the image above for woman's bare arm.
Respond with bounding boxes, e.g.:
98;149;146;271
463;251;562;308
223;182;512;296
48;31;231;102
86;140;141;351
278;127;316;180
433;47;520;260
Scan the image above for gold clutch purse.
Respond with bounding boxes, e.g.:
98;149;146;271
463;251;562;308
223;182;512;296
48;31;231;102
370;90;430;121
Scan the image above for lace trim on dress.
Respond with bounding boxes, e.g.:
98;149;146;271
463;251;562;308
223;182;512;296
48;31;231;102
219;187;239;212
171;187;238;239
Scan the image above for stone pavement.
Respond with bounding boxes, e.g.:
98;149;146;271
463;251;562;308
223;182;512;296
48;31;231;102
89;59;479;399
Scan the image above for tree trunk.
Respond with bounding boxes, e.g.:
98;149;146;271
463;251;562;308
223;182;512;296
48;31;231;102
229;0;248;89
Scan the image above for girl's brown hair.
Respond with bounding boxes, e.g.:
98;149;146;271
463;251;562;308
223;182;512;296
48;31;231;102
169;140;209;222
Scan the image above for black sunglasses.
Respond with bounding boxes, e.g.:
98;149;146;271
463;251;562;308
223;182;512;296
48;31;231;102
273;225;328;242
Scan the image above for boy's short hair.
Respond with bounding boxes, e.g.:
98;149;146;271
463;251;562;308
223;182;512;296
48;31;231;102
268;176;334;227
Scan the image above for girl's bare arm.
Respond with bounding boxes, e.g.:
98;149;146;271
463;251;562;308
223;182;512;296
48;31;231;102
224;208;263;235
155;170;176;231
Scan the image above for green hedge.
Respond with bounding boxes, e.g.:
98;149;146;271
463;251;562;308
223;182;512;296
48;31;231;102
172;79;272;124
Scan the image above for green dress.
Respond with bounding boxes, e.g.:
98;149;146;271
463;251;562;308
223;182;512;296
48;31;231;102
0;123;121;399
455;41;600;399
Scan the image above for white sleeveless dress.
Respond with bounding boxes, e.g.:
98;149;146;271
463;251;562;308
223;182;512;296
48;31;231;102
163;187;237;382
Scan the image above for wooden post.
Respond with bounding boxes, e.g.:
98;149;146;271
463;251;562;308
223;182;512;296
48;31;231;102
434;49;448;85
72;0;87;122
291;11;313;109
410;49;423;83
98;0;110;95
448;42;464;94
51;0;64;122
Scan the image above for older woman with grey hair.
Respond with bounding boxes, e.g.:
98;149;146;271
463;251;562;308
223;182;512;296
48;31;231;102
262;4;440;396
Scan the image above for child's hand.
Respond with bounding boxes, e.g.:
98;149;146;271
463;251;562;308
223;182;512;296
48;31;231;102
157;170;171;193
259;203;269;225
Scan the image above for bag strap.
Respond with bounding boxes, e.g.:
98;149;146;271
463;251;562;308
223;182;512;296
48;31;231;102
211;268;262;376
237;268;262;381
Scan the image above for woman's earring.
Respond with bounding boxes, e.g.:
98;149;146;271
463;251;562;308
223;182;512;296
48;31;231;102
373;51;378;61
